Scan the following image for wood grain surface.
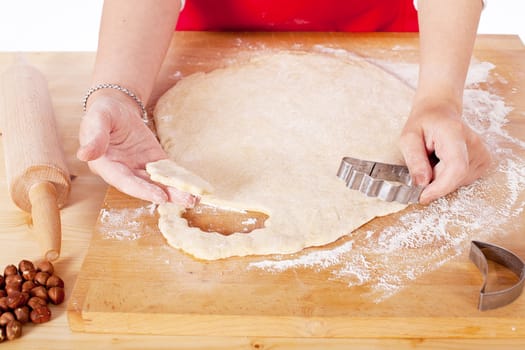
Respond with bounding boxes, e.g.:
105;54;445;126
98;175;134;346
0;58;71;261
1;33;524;349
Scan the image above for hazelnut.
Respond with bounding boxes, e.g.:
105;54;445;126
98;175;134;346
0;290;5;298
30;286;48;301
34;271;50;286
18;260;36;281
0;326;5;342
30;306;51;324
36;261;54;275
18;260;34;273
5;283;21;295
22;269;36;282
6;320;22;340
27;296;47;310
0;297;8;312
5;274;22;286
48;287;65;305
46;275;64;289
3;265;17;277
6;292;28;309
21;281;36;293
0;312;14;327
14;306;30;324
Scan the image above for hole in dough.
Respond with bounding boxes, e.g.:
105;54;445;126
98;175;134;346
181;203;269;235
146;159;270;236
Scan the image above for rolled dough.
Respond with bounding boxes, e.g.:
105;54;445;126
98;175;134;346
152;52;413;260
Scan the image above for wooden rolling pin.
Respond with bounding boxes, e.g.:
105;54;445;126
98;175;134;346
0;56;71;261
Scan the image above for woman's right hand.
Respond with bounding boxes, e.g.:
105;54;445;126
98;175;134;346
77;90;196;207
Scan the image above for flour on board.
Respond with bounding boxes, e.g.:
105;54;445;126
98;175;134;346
99;204;156;241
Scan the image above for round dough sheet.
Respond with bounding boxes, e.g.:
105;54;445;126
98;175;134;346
154;52;413;260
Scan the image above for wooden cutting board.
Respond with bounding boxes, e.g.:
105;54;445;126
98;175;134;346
67;32;525;338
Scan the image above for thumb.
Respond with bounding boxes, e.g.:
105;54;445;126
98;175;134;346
77;111;111;162
419;139;469;204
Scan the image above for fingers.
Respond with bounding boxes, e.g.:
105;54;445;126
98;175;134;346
400;112;491;205
416;124;490;205
166;187;199;208
87;156;198;207
90;158;169;204
419;139;469;204
134;169;198;208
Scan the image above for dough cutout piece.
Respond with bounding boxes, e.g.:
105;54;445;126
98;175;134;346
146;159;213;195
153;52;413;260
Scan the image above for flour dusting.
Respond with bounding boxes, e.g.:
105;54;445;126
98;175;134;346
99;204;156;240
249;45;525;302
250;240;354;272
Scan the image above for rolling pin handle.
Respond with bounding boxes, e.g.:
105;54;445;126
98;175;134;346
28;181;62;261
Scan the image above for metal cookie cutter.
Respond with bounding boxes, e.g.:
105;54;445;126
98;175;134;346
336;157;423;204
469;240;525;311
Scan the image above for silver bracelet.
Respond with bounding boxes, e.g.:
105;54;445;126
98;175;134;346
82;83;149;124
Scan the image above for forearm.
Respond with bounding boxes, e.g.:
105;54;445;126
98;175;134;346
92;0;181;104
415;0;482;113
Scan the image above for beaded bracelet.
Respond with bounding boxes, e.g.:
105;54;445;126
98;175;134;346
81;83;149;124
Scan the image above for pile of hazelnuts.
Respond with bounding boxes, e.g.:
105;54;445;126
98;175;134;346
0;259;65;342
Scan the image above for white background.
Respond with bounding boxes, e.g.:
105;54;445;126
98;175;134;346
0;0;523;51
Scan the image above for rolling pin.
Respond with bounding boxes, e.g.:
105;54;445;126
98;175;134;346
0;56;71;261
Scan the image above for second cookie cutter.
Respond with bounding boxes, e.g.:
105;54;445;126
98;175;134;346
336;156;423;204
469;240;525;311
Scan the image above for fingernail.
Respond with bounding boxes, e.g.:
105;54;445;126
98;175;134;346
418;195;429;205
419;190;435;205
413;174;427;187
414;175;423;186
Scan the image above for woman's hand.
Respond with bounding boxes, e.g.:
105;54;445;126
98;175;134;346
406;0;487;204
77;91;196;207
399;100;491;204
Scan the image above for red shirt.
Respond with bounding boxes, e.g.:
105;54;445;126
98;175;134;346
176;0;419;32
